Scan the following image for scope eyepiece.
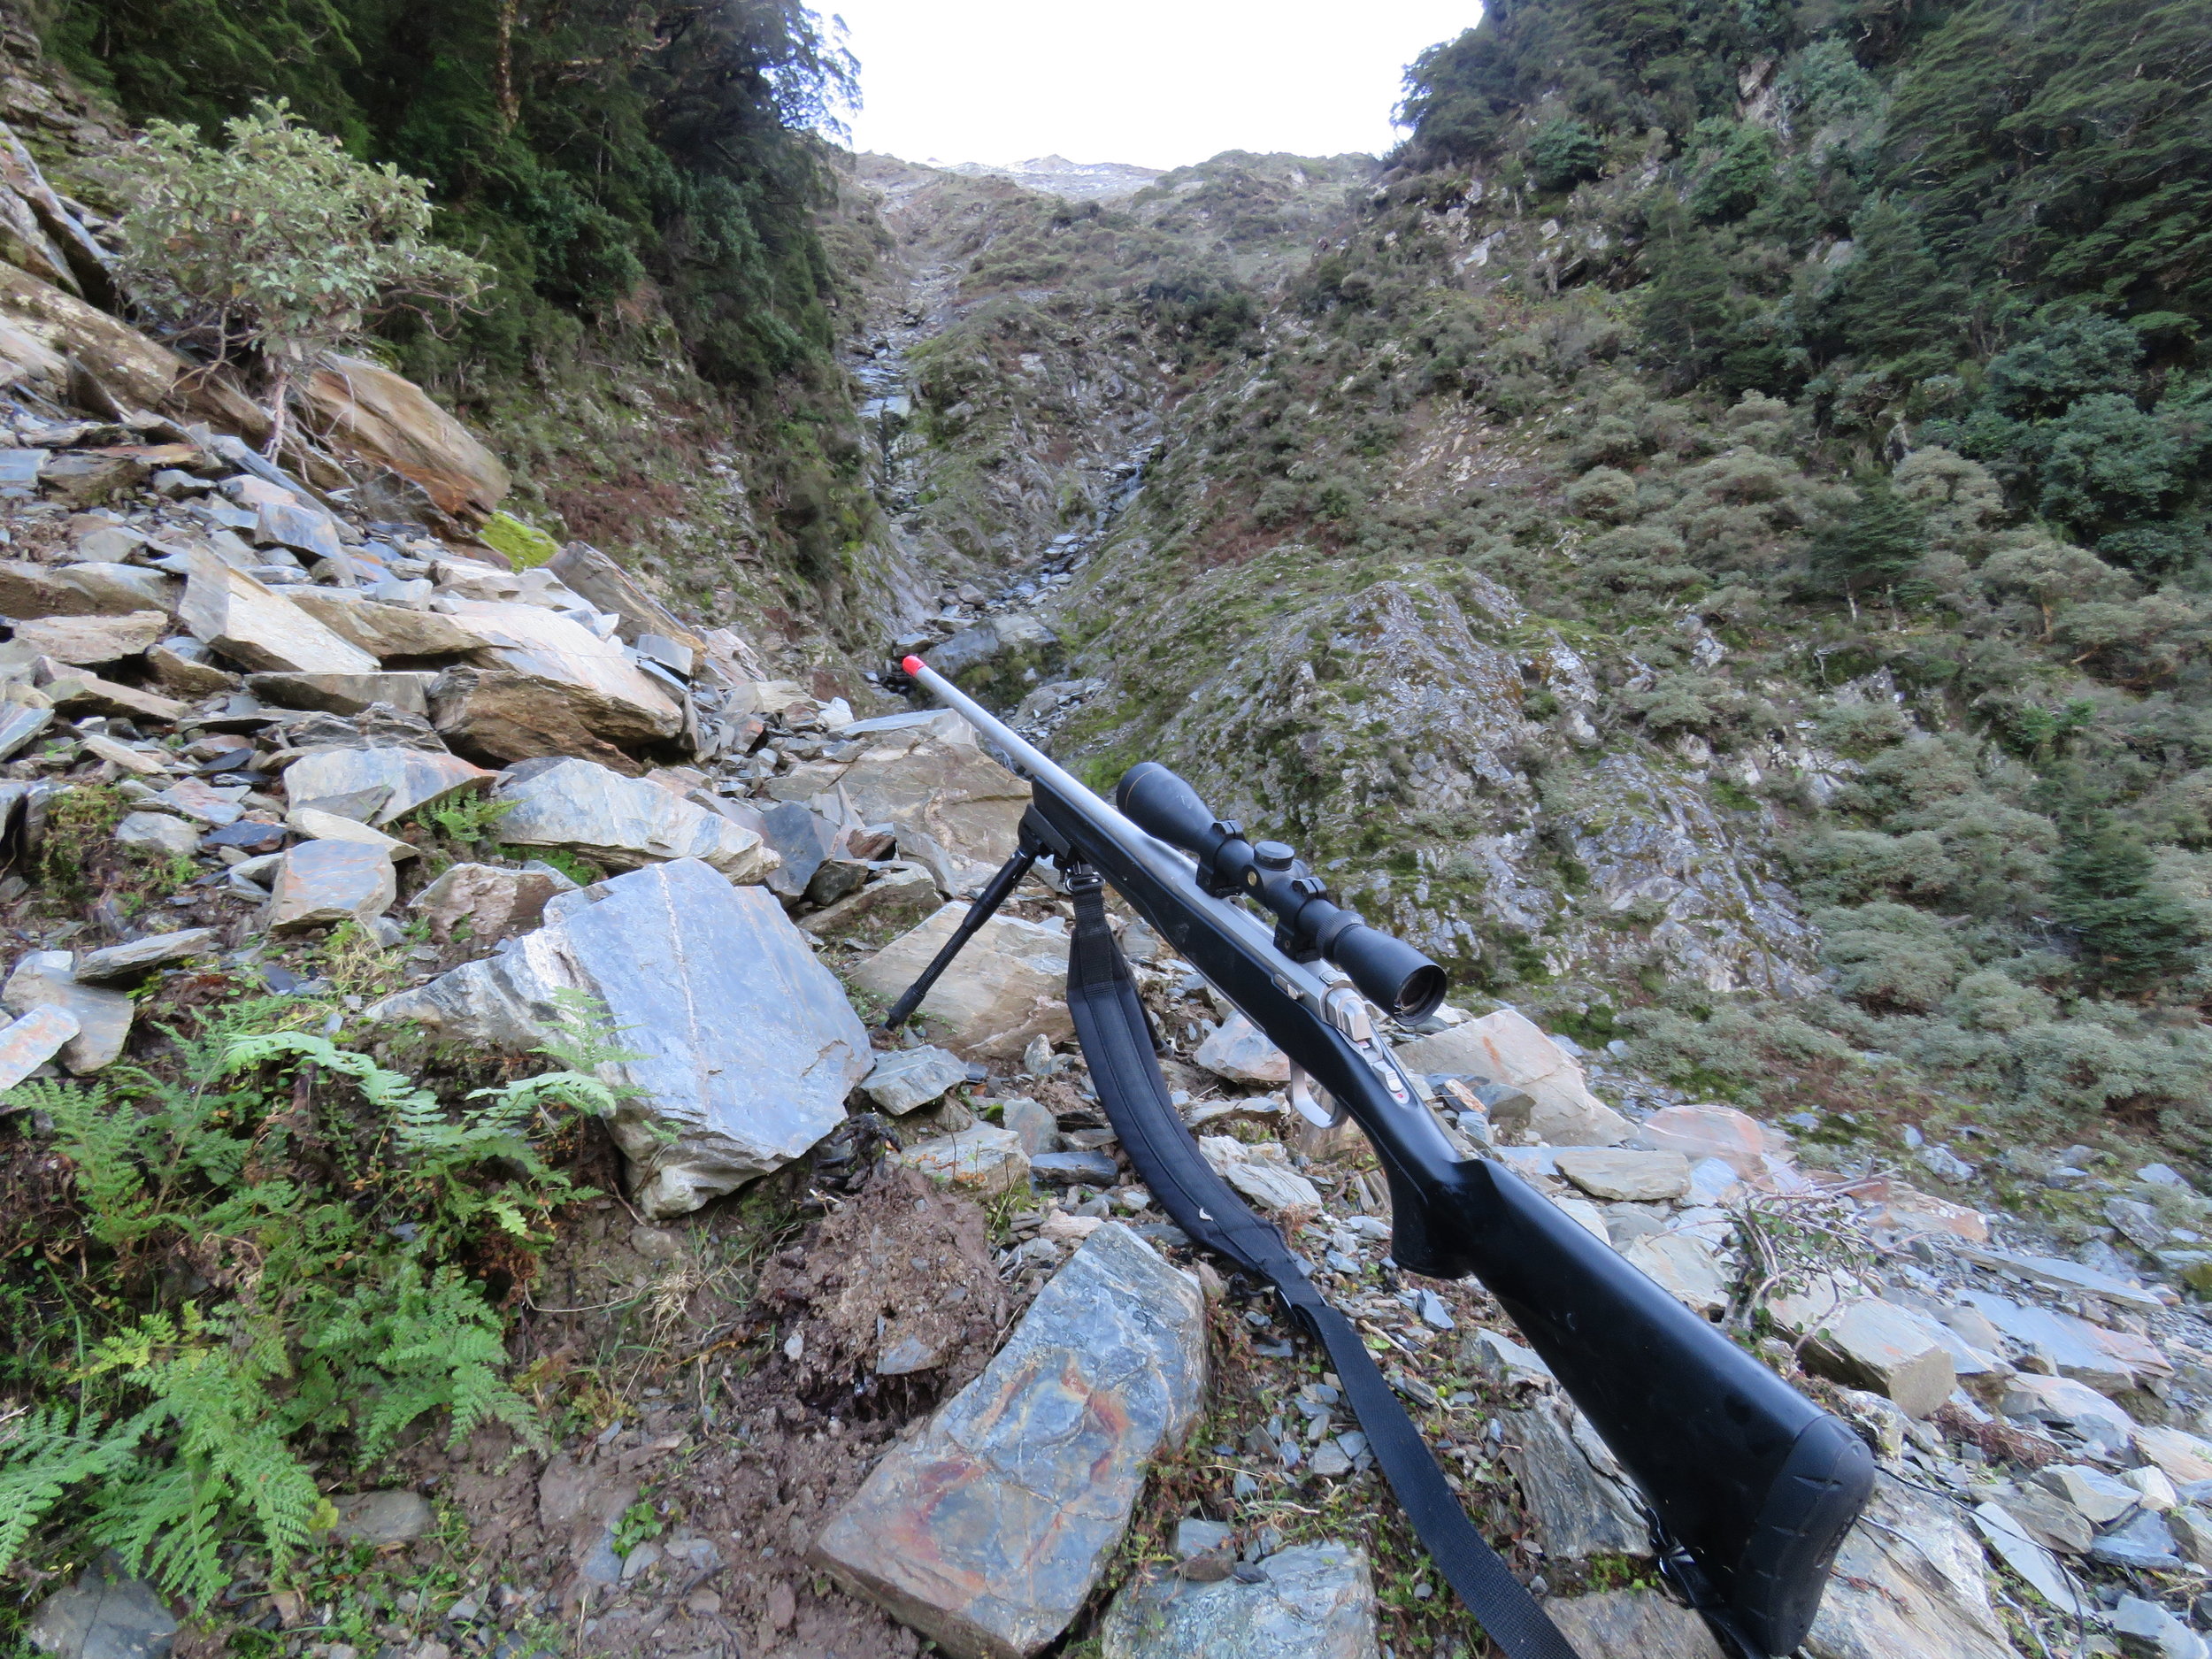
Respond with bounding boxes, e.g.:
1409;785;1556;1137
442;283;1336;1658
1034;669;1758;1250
1114;761;1448;1023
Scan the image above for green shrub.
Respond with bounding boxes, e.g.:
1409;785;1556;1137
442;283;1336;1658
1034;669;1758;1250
1527;119;1605;192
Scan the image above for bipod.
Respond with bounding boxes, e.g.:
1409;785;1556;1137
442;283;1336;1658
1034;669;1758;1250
884;835;1041;1029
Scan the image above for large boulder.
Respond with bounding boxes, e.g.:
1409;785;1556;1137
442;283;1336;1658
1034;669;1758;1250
493;758;776;882
849;902;1071;1059
1393;1010;1629;1146
434;600;681;750
2;950;130;1072
369;859;869;1217
282;591;482;659
831;733;1031;871
300;353;511;519
815;1223;1208;1659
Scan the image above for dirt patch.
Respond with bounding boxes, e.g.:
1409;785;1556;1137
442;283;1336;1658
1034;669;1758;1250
403;1166;1023;1658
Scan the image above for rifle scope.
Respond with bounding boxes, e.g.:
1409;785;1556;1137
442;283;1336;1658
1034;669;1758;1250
1116;761;1448;1023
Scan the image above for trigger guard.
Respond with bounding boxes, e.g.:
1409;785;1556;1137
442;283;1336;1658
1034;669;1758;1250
1287;1064;1346;1129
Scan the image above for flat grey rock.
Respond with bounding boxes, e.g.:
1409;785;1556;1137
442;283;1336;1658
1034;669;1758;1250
267;838;397;932
1099;1542;1379;1659
0;1004;80;1089
856;1045;968;1115
281;743;491;826
815;1223;1207;1659
26;1563;177;1659
112;811;200;859
1031;1148;1121;1185
372;859;869;1217
850;901;1072;1060
2092;1506;2182;1570
3;950;131;1072
74;928;218;982
332;1487;434;1546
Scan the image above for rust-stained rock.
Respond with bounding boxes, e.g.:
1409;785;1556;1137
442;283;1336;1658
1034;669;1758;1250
246;670;435;718
814;1222;1208;1659
891;1124;1033;1197
0;262;176;411
0;559;178;618
1637;1103;1770;1176
300;353;510;519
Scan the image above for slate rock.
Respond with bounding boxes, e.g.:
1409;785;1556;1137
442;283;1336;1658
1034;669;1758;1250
1199;1135;1322;1210
0;1004;80;1090
1804;1476;2012;1659
758;799;839;901
142;778;245;827
283;590;480;658
893;1124;1032;1197
2001;1373;2137;1456
1804;1300;1957;1418
409;861;574;946
332;1488;434;1546
856;1045;969;1116
74;928;217;983
1393;1010;1629;1147
815;1223;1208;1659
2109;1595;2208;1659
1970;1504;2084;1617
145;638;239;697
1032;1149;1122;1186
246;670;434;718
828;732;1032;869
1555;1147;1691;1202
370;859;870;1217
2093;1507;2183;1570
1193;1010;1292;1087
1001;1096;1061;1156
284;807;415;861
24;1562;177;1659
112;811;200;859
1098;1542;1380;1659
1544;1588;1725;1658
2169;1504;2212;1568
850;902;1072;1060
39;667;187;725
0;557;173;618
435;598;682;747
0;701;51;758
1636;1103;1771;1176
427;664;656;771
267;838;397;932
1500;1401;1649;1562
280;744;491;826
495;757;775;882
1993;1485;2094;1554
1956;1288;2135;1393
2134;1425;2212;1485
1622;1232;1730;1316
198;818;286;855
2;950;131;1072
799;864;941;942
253;498;342;562
177;550;377;675
10;610;166;665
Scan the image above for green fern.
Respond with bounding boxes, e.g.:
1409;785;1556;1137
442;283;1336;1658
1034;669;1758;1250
0;1406;142;1571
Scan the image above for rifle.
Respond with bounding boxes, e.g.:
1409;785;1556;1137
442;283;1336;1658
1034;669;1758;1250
885;653;1872;1659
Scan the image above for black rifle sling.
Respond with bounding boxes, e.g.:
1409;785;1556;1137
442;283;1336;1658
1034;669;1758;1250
1063;871;1586;1659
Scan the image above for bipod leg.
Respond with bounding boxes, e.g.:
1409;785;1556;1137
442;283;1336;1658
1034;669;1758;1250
885;842;1040;1028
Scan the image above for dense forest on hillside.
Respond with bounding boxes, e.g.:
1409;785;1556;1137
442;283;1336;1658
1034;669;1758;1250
1051;0;2212;1150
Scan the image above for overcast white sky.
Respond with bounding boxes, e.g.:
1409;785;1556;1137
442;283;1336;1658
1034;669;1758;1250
824;1;1482;172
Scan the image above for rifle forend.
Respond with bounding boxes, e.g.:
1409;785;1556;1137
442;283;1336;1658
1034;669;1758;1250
895;655;1873;1657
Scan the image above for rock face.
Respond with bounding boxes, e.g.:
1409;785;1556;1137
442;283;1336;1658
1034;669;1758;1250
1393;1010;1629;1146
177;552;378;675
2;950;131;1072
370;860;870;1217
1098;1542;1380;1659
1805;1477;2014;1659
850;902;1072;1060
493;758;775;881
814;1223;1208;1659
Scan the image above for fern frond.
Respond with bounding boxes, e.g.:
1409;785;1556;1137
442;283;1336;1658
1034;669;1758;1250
0;1406;141;1573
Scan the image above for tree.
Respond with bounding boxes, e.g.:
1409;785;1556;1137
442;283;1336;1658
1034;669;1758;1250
117;101;492;458
1527;118;1604;191
1809;480;1924;604
2050;813;2200;995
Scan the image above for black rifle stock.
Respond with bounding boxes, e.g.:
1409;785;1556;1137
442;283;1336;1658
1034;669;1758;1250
894;656;1872;1656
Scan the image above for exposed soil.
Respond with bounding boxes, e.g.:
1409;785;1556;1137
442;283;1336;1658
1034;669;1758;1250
400;1165;1023;1658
